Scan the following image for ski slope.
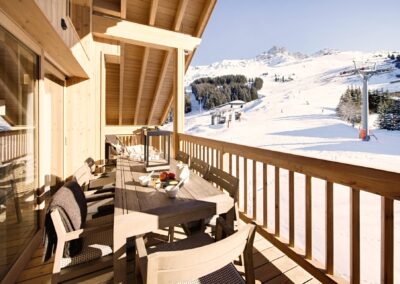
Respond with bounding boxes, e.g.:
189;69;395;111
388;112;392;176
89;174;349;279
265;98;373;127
165;47;400;283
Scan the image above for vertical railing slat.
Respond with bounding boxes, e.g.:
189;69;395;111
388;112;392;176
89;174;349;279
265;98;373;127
275;167;280;237
326;181;334;275
253;160;257;220
211;148;214;167
229;153;232;175
289;170;295;247
236;155;240;209
305;175;312;259
263;163;268;228
219;150;224;171
350;188;360;284
381;197;394;284
243;158;248;214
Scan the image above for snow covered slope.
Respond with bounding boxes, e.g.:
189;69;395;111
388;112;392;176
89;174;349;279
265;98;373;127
181;46;400;172
166;47;400;283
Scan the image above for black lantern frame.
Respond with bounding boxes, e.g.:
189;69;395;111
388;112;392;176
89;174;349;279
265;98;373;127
143;128;171;172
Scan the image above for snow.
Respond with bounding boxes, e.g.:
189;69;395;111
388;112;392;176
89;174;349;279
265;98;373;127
0;116;11;131
164;47;400;283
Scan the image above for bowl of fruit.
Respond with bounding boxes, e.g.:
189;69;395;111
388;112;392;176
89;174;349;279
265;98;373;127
159;171;175;182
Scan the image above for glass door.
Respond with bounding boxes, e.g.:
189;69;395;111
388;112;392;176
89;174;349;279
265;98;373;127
0;25;38;280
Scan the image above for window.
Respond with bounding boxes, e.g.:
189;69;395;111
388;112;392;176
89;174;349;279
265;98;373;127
0;25;38;280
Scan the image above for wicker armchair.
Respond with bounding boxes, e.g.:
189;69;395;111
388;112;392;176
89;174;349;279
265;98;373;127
135;218;256;284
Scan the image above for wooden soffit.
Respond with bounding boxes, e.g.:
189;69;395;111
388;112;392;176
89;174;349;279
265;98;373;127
92;14;201;51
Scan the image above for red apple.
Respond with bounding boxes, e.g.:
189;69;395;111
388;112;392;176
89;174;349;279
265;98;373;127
168;172;176;180
160;171;168;182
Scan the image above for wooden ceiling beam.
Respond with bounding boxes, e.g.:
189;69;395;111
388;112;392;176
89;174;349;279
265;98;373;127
173;0;189;32
147;51;172;125
133;0;159;124
149;0;159;26
134;47;149;124
121;0;127;19
92;14;201;51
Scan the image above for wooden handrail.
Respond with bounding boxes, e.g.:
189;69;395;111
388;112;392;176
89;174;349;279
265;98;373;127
177;133;398;284
178;133;400;200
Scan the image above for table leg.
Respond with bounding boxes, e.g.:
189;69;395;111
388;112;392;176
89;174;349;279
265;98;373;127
113;233;127;284
225;207;235;230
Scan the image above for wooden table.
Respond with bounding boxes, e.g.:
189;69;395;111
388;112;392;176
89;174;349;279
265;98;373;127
113;157;234;284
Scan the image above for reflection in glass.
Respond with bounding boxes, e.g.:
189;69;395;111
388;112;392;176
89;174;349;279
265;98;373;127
0;25;38;280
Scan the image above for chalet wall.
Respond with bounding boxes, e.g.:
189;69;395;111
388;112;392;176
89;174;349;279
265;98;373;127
64;78;96;177
34;0;88;56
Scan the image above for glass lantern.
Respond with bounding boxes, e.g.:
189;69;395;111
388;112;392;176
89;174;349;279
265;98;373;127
143;128;171;172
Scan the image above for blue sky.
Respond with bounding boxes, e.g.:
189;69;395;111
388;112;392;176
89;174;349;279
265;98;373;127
191;0;400;66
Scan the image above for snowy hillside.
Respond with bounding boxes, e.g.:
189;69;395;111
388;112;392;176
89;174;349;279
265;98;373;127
165;47;400;283
181;46;400;172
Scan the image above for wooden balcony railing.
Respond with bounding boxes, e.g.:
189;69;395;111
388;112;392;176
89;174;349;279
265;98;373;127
0;129;28;163
177;133;400;284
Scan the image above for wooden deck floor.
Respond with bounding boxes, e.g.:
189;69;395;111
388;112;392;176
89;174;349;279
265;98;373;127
16;225;319;284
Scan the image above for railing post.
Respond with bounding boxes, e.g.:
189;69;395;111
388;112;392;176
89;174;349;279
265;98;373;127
381;197;394;284
173;48;184;158
228;153;232;175
350;188;360;284
305;176;312;259
253;160;257;220
243;158;248;214
263;163;268;228
326;181;334;275
289;170;295;247
275;167;280;237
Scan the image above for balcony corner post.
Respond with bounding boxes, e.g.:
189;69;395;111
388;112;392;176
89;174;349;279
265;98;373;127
173;48;185;158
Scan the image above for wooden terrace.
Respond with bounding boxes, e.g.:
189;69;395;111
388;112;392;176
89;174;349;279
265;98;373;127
0;0;398;284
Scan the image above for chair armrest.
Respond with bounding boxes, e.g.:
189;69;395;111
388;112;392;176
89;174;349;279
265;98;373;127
85;214;114;227
85;192;114;202
215;217;235;241
135;235;148;259
135;235;148;283
64;222;113;241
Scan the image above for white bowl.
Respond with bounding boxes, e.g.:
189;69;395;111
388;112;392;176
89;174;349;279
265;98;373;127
165;185;179;198
139;175;151;186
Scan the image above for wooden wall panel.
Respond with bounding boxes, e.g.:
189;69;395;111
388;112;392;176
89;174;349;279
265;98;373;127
105;62;120;125
34;0;83;52
40;76;64;185
64;78;96;177
70;1;91;58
